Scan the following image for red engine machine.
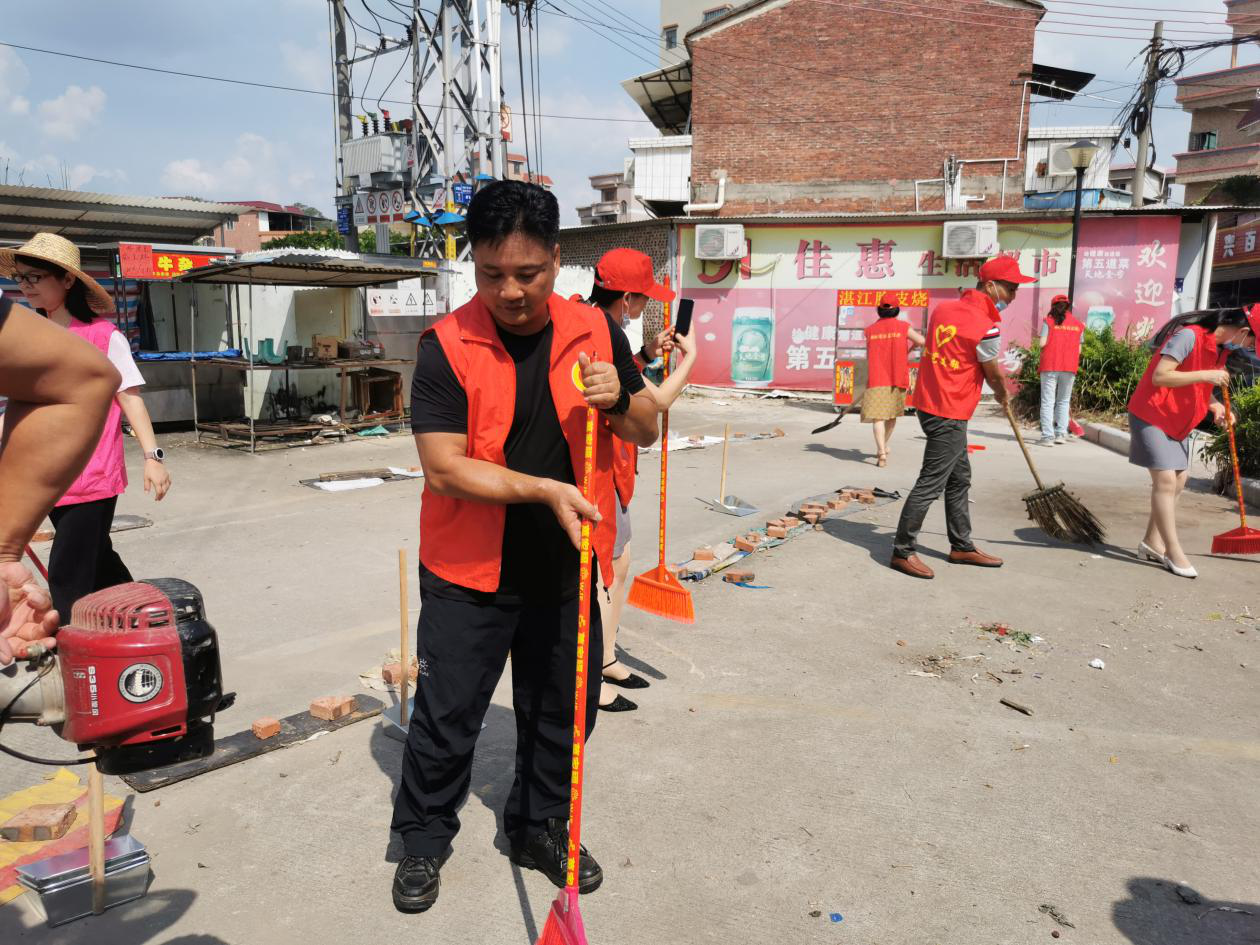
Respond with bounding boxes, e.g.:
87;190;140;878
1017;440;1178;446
1;579;231;775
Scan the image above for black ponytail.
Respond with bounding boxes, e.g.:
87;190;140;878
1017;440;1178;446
15;255;95;323
1150;307;1249;350
587;283;626;312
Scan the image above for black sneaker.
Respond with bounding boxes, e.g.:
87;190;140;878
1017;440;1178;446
392;851;449;913
510;817;603;893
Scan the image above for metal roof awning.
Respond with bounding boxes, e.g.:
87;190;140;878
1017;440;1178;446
621;62;692;135
176;252;438;287
1027;63;1096;101
0;185;249;243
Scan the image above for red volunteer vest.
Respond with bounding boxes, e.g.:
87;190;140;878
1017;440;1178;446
864;318;911;389
911;290;1001;421
1128;325;1222;441
1039;315;1085;374
611;435;636;507
419;293;618;592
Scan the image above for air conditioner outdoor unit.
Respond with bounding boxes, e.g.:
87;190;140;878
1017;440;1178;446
941;220;999;259
695;224;745;260
1046;142;1081;178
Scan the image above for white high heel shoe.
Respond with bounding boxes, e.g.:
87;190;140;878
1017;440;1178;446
1137;541;1164;563
1162;555;1198;579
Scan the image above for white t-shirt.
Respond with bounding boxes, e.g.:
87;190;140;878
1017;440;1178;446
107;330;145;392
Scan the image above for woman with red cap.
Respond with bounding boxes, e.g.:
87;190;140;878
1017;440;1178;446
862;291;925;466
585;248;696;711
1037;294;1085;445
1128;306;1256;578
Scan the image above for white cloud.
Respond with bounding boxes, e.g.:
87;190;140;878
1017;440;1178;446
281;36;330;90
161;132;322;203
0;47;30;116
0;141;125;190
37;85;107;141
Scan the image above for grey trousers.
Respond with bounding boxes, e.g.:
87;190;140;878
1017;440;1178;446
892;411;976;559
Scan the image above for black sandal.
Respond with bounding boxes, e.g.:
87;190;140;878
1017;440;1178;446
601;660;649;690
598;693;637;712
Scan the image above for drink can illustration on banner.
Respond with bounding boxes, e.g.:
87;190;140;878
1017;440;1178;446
731;308;774;387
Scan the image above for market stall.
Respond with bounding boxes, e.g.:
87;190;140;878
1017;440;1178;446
177;253;438;451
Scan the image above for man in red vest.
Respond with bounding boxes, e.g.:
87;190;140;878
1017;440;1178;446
890;256;1036;579
391;181;659;913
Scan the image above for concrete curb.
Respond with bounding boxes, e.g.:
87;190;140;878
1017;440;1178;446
1081;420;1260;511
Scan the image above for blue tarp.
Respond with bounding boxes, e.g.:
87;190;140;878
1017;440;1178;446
135;349;242;362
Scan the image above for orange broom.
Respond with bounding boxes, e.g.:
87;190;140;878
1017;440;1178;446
1211;384;1260;555
626;282;695;623
535;405;598;945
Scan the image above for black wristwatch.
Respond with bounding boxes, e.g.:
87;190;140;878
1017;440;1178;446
601;387;631;416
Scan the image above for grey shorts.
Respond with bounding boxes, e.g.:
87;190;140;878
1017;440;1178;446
613;500;632;558
1128;413;1191;471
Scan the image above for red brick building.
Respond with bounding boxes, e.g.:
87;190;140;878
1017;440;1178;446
684;0;1044;215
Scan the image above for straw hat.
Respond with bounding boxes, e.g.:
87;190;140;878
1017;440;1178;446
0;233;115;315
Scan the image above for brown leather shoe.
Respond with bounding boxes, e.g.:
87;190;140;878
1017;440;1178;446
948;548;1003;568
890;554;934;579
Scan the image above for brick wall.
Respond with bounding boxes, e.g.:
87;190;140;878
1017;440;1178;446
212;211;261;253
557;219;675;335
687;0;1039;214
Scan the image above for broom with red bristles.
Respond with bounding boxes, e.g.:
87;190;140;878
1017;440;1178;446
1211;384;1260;555
534;404;598;945
626;281;695;624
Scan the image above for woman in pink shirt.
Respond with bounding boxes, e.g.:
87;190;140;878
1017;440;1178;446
0;233;171;619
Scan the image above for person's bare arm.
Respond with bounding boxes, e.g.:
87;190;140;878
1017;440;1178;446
116;388;171;500
0;304;119;564
644;330;697;410
577;353;658;447
980;358;1009;406
416;431;600;550
1152;357;1229;390
908;327;926;349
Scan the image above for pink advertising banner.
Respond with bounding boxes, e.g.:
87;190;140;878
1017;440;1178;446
679;217;1182;391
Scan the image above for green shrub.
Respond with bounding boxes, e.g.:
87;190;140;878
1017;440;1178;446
1201;382;1260;483
1011;328;1150;423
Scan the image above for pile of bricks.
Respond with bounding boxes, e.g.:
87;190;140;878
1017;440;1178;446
838;488;878;505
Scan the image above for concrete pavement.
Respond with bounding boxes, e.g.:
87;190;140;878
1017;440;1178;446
2;396;1258;944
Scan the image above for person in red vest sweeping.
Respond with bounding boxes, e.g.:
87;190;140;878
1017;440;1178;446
392;181;659;914
1037;294;1085;446
890;256;1036;580
862;291;925;467
582;248;697;713
1127;306;1256;579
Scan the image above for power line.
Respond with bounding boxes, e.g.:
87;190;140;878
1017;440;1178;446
514;6;533;180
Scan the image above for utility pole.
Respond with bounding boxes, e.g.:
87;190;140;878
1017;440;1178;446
330;0;359;251
1132;20;1163;208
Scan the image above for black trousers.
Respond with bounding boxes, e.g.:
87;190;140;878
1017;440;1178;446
893;411;977;559
391;580;602;858
47;496;133;621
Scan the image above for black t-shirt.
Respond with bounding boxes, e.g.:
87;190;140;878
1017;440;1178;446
411;309;645;604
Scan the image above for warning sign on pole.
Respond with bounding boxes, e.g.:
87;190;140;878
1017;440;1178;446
353;194;367;226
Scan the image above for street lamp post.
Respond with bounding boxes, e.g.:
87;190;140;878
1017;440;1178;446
1064;139;1101;305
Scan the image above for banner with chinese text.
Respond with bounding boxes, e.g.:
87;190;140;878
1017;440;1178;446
679;217;1182;391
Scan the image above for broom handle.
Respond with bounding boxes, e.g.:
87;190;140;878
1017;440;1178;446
719;424;730;500
25;544;48;581
655;291;672;569
1222;385;1248;530
565;404;597;894
1004;402;1047;491
89;763;105;913
398;548;408;718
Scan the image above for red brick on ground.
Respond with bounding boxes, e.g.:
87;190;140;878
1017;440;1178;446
723;569;756;584
252;717;282;740
310;696;357;722
734;535;760;553
1;803;76;842
767;525;788;539
692;546;716;561
382;662;418;686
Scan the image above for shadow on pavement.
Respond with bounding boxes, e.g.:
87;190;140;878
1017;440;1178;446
0;888;220;945
802;442;875;465
1113;877;1260;944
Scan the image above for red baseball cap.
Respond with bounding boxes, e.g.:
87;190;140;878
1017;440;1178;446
595;248;674;302
1051;293;1071;307
878;291;901;307
979;256;1037;285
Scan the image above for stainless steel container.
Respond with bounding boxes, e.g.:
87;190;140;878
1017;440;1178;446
17;834;151;926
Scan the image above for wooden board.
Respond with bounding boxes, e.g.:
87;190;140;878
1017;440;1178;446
121;695;384;793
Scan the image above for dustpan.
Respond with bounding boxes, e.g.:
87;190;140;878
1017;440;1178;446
696;424;758;516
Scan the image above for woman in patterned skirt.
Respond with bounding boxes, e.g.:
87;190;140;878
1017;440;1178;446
862;292;925;466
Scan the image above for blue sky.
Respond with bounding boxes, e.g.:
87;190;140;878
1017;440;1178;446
0;0;1247;226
